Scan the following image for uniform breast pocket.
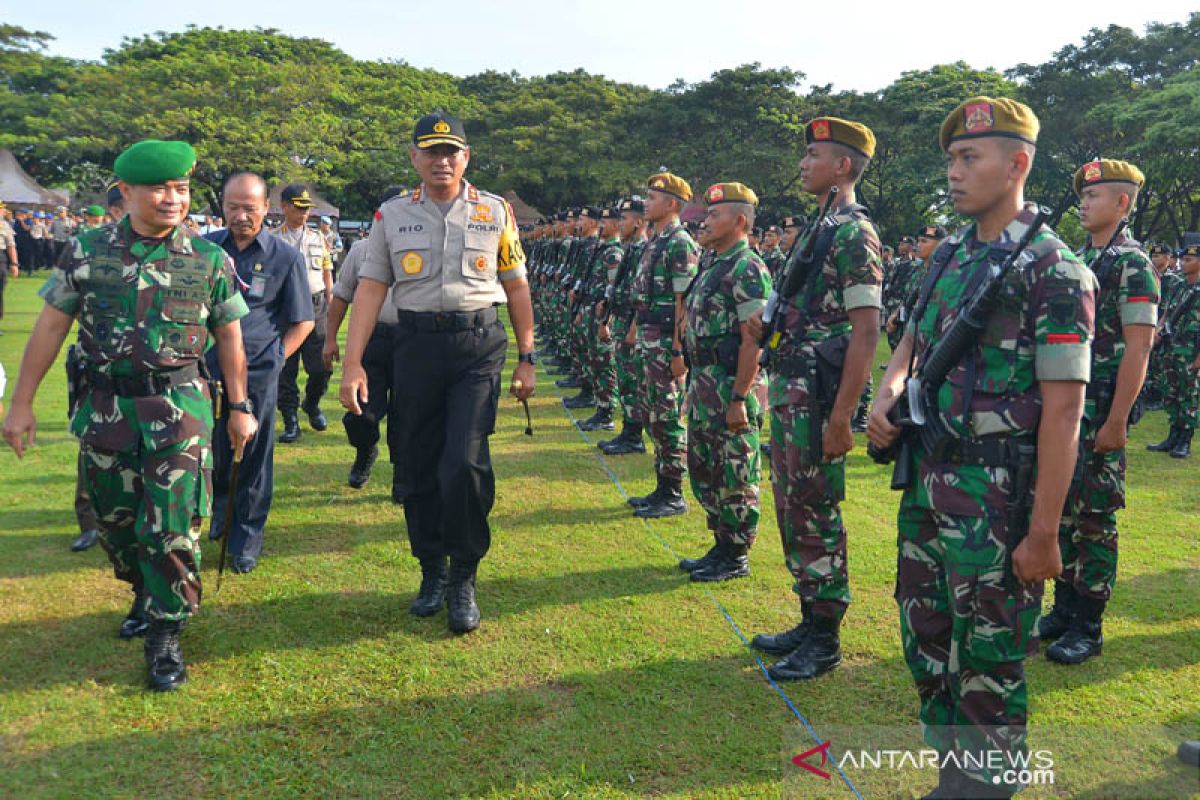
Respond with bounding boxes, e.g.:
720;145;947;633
307;244;326;271
463;229;498;282
157;297;209;357
391;231;432;283
950;311;1022;395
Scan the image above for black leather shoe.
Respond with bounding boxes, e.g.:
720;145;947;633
634;477;687;518
1178;741;1200;768
144;620;187;692
690;544;749;582
119;592;150;639
678;541;722;572
601;423;646;455
279;410;301;443
71;528;99;552
555;375;582;389
563;391;596;409
302;403;328;432
578;406;615;431
447;561;480;634
767;617;842;681
1170;427;1193;458
1038;580;1077;641
1046;597;1104;665
348;445;379;489
626;484;661;508
752;603;813;656
232;556;258;574
1147;425;1180;452
410;558;448;617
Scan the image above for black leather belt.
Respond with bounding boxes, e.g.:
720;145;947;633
372;322;398;338
929;435;1034;467
397;306;498;332
687;348;726;368
636;307;675;326
88;363;203;397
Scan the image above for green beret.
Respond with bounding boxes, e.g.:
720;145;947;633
940;96;1039;151
806;117;876;159
85;205;106;217
1073;158;1145;197
647;172;693;202
113;139;196;185
704;182;758;206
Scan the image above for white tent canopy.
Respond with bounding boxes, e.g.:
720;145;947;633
0;149;69;207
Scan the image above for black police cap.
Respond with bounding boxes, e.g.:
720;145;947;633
412;111;467;150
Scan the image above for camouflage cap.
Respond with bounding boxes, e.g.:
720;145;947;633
806;117;876;159
647;172;693;202
704;182;758;206
917;224;947;239
113;139;196;185
940;96;1039;151
1073;158;1145;197
85;204;106;217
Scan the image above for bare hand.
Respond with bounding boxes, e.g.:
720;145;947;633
867;393;901;451
511;362;535;401
624;326;637;347
227;410;258;461
744;309;764;341
822;414;854;461
1012;532;1062;583
340;363;369;416
598;323;611;343
670;354;687;382
726;401;750;434
2;404;37;458
322;338;340;371
1092;419;1126;454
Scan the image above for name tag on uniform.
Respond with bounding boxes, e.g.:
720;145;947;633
248;274;267;299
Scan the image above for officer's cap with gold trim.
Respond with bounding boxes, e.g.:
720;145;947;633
412;111;467;150
646;172;693;202
940;96;1039;151
1073;158;1145;197
282;184;316;209
113;140;196;185
806;117;876;159
704;182;758;207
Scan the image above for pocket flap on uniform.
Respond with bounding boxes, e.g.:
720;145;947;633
391;230;432;252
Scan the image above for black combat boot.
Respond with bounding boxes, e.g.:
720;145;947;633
1170;426;1193;458
563;385;596;409
1146;424;1180;452
690;543;750;582
626;479;662;509
633;476;687;518
767;614;842;681
555;373;581;388
70;528;99;552
446;560;481;634
678;538;723;572
118;590;150;639
348;445;379;489
752;601;814;656
279;410;301;443
920;760;966;799
144;619;187;691
1037;579;1077;641
851;403;870;433
601;422;646;455
409;557;448;617
1046;595;1105;665
302;400;328;431
578;405;615;432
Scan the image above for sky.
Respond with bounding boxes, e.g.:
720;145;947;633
6;0;1196;92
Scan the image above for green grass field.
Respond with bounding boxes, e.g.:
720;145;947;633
1;274;1196;798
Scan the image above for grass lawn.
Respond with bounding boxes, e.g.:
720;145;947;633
1;274;1196;798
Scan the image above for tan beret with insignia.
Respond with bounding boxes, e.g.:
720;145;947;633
1072;158;1145;197
940;96;1039;151
806;117;876;159
704;182;758;207
646;172;693;202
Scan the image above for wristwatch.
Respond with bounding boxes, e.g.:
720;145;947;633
731;392;748;403
228;399;255;415
518;352;536;365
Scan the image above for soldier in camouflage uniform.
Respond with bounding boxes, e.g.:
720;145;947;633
576;207;622;432
747;118;882;682
869;98;1097;798
1041;160;1159;666
1148;238;1200;458
599;198;650;455
760;224;786;280
882;236;917;350
627;173;699;518
2;140;255;692
677;183;772;583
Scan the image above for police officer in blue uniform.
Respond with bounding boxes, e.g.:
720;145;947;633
205;172;314;573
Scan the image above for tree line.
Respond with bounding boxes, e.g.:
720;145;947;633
1;16;1198;246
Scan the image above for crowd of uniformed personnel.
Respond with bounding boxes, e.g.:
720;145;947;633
3;96;1199;799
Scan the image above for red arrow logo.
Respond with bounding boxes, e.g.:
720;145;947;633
792;741;833;780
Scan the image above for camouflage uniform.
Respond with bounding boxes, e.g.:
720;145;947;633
683;240;772;545
40;218;248;621
612;235;648;425
895;204;1097;785
762;244;787;283
769;206;881;624
585;234;623;413
633;221;699;481
1148;268;1186;401
1161;280;1200;429
1059;234;1158;601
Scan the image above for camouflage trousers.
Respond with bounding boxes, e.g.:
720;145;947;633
1163;352;1200;428
638;324;687;480
1059;438;1124;602
77;387;213;622
895;489;1042;788
687;367;761;546
611;314;645;424
769;402;849;623
583;307;616;408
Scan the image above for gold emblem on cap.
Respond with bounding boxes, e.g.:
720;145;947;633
708;185;724;202
964;102;995;133
433;120;451;134
1083;162;1103;183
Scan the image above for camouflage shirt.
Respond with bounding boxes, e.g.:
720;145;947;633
40;217;248;378
612;236;647;312
1159;270;1187;315
633;221;699;308
908;204;1098;516
684;240;772;352
587;235;623;305
762;245;787;282
1080;233;1158;383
